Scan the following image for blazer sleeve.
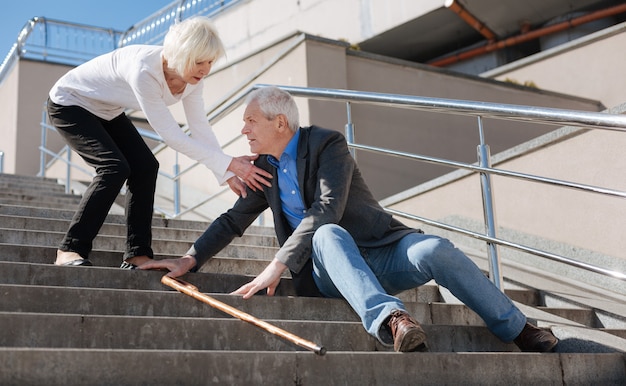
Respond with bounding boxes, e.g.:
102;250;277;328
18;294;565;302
187;187;270;269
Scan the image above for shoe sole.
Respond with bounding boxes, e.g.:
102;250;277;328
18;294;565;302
538;337;559;352
396;327;428;352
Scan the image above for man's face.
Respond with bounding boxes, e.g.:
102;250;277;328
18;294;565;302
241;101;283;156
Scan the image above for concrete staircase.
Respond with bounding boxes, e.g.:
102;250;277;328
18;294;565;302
1;173;625;385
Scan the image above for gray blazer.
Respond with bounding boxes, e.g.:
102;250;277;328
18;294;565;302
189;125;417;295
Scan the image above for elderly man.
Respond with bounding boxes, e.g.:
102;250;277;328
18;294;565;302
142;86;558;353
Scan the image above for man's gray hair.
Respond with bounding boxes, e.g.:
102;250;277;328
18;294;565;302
246;87;300;131
162;16;225;76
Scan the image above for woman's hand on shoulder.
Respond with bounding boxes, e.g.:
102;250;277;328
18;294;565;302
226;176;247;198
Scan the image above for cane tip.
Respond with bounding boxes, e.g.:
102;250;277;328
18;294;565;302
316;346;327;356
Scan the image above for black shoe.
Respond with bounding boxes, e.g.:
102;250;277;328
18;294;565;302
120;261;138;269
514;322;558;352
387;310;428;352
62;259;92;266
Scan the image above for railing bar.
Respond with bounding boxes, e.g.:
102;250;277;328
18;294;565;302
38;146;94;177
385;208;626;281
349;142;626;199
174;187;230;217
262;84;626;132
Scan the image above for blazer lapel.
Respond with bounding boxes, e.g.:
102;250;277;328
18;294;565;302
296;127;309;205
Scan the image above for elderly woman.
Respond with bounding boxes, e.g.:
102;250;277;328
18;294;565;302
47;16;271;268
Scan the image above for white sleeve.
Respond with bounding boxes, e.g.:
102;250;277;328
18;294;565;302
131;71;234;185
182;86;236;184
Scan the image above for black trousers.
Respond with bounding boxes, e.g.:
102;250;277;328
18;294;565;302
47;99;159;260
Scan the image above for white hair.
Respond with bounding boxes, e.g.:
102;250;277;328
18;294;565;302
162;16;225;75
246;87;300;131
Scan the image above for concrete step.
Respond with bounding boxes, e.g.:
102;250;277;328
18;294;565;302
0;261;280;294
0;191;82;204
0;214;279;246
0;228;278;259
0;198;80;210
4;349;624;386
0;174;63;187
0;181;66;193
2;172;625;384
0;261;543;307
7;282;611;336
0;311;522;353
0;244;279;277
0;283;464;325
0;202;273;234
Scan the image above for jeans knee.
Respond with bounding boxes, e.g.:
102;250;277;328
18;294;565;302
312;224;345;244
312;224;348;261
422;237;469;270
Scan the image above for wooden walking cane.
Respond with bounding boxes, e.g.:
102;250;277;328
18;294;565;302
161;275;327;355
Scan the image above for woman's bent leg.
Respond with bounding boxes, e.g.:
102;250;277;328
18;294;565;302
103;113;159;260
47;102;130;259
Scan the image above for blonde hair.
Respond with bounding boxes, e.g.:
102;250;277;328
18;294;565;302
162;16;225;75
246;87;300;131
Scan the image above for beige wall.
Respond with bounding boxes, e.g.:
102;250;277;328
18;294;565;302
387;126;626;260
0;62;19;173
333;48;603;198
7;60;74;176
485;23;626;110
6;35;607;202
0;60;74;175
214;0;445;63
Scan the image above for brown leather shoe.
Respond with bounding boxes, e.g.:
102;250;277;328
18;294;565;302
513;322;558;352
387;310;427;352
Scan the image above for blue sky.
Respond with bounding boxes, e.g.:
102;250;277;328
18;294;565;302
1;0;173;60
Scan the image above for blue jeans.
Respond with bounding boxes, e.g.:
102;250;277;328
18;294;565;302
311;224;526;346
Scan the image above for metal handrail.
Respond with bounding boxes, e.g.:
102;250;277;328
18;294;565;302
119;0;241;47
0;1;242;86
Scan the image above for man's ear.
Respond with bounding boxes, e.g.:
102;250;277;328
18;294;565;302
276;114;289;131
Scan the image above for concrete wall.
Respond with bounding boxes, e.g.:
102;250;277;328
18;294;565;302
0;62;19;173
384;122;626;287
3;35;607;201
214;0;445;63
0;60;74;176
338;50;604;198
484;22;626;111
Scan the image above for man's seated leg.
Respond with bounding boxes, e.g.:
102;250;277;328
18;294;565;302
310;224;427;352
382;232;557;352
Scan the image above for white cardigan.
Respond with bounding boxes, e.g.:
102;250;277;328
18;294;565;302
49;45;233;184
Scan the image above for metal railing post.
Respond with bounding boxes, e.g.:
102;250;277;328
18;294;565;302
476;116;503;290
65;145;71;194
345;102;356;159
174;152;181;216
39;106;48;177
0;151;4;174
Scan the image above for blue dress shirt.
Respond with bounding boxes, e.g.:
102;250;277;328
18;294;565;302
267;129;306;230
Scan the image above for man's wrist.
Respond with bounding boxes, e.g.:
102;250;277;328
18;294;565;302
182;255;197;271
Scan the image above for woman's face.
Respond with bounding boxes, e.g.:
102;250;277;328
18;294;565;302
182;59;213;84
